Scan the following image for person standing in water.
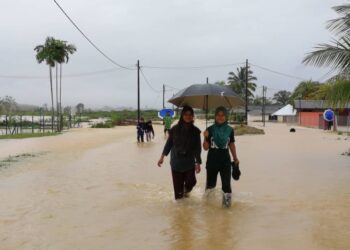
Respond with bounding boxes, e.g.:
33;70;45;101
203;106;240;208
158;106;202;200
163;111;172;136
136;117;146;143
145;120;155;142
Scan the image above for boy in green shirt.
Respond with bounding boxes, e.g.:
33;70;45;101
163;112;172;136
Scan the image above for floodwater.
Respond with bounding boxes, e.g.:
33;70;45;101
0;122;349;250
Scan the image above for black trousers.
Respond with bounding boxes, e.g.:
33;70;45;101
206;164;232;193
137;132;144;142
171;168;197;199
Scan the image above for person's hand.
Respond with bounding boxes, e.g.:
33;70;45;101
203;130;209;138
195;164;201;174
233;158;240;166
158;157;164;167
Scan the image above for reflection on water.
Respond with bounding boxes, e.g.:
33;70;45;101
0;124;349;250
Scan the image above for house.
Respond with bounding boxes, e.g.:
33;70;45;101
231;105;284;122
294;100;350;129
271;104;297;123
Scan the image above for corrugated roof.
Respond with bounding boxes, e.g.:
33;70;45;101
294;100;350;109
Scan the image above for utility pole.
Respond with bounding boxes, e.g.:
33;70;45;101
245;59;249;125
137;60;140;123
262;86;266;127
206;77;209;84
163;84;165;109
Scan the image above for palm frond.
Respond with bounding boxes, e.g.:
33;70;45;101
303;37;350;72
326;80;350;107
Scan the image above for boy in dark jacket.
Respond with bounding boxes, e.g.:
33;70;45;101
137;118;146;143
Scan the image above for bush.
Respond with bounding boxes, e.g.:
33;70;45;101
91;122;114;128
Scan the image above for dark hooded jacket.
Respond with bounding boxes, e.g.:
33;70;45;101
162;106;202;172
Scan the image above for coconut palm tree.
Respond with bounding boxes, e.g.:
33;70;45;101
34;37;57;131
54;40;76;131
303;3;350;74
326;80;350;107
290;80;321;100
227;66;257;102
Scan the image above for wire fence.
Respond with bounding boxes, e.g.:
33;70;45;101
0;115;81;135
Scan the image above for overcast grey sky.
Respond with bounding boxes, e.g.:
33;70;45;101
0;0;345;109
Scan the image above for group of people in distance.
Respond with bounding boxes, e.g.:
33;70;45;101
136;111;173;143
136;118;155;143
157;105;240;208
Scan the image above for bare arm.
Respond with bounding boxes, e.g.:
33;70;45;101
158;132;173;167
229;143;239;164
203;130;209;151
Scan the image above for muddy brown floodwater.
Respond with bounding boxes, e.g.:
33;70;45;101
0;122;349;250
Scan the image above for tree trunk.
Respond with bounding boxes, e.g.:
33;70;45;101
49;66;54;132
56;65;59;131
60;63;63;131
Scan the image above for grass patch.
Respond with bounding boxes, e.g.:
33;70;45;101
91;121;114;128
0;132;60;140
0;153;37;168
234;125;265;136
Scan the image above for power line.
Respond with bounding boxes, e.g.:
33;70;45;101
53;0;134;70
250;63;306;81
0;67;128;80
139;68;162;93
142;62;245;70
164;84;180;90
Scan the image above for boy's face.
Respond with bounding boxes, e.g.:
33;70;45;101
215;111;226;124
182;111;194;123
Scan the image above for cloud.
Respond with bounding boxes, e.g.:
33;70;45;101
0;0;344;108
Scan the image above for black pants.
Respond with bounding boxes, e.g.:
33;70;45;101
137;132;144;142
206;164;232;193
171;168;197;199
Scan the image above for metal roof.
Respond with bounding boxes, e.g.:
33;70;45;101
294;100;350;109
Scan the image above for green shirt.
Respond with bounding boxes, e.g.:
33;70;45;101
206;125;235;168
164;116;172;129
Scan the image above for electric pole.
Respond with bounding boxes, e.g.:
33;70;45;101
137;60;140;123
245;59;249;125
163;84;165;109
262;86;266;127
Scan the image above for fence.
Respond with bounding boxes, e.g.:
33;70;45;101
0;115;81;135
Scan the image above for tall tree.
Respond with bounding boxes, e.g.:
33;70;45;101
303;3;350;74
35;37;76;132
34;37;57;131
76;103;84;115
327;80;350;107
227;66;257;102
55;40;76;130
273;90;292;105
0;96;17;115
215;80;226;86
290;81;321;100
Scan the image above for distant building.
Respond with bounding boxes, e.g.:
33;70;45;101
232;105;284;122
294;100;350;129
271;104;297;123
